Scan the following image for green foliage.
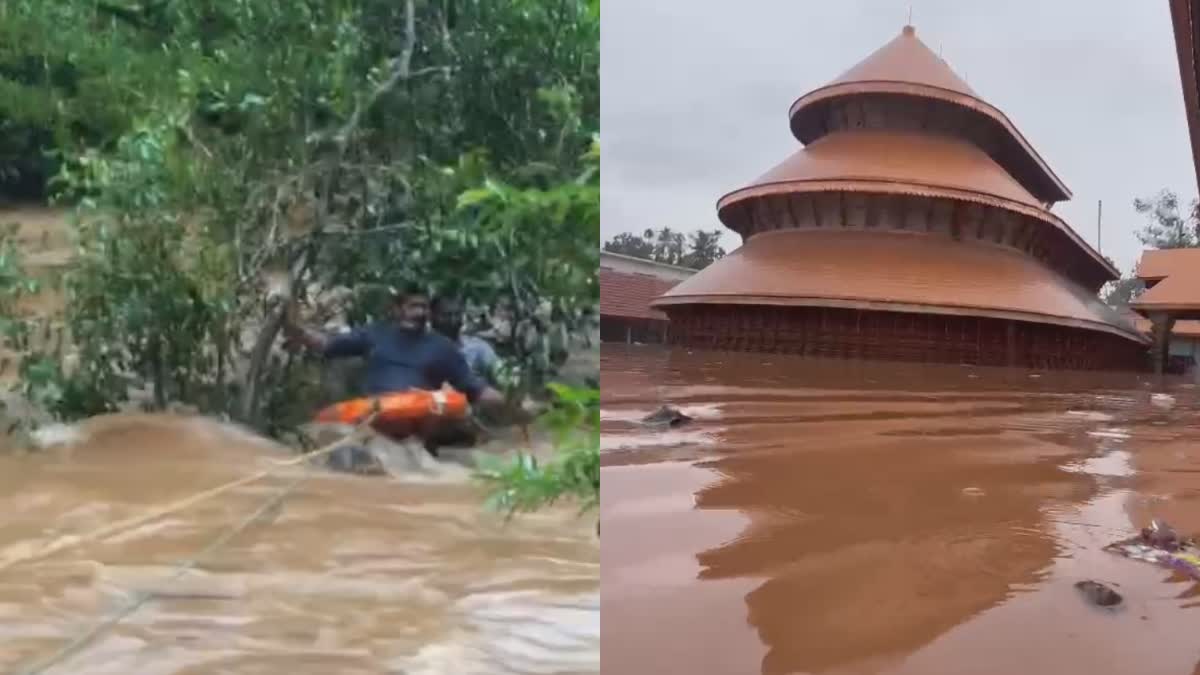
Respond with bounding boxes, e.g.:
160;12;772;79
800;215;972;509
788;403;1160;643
602;227;727;270
10;0;600;430
474;383;600;518
1133;190;1200;249
1101;275;1145;307
0;224;40;350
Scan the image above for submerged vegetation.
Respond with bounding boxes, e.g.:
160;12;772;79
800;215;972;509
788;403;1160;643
474;383;600;519
0;0;599;433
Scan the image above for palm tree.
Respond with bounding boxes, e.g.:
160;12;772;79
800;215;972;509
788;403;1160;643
652;227;685;266
683;229;726;269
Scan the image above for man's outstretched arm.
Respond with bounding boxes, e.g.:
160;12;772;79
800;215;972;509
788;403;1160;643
283;303;369;358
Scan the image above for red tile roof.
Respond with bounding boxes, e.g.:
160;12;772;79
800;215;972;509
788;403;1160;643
1132;248;1200;310
600;267;679;321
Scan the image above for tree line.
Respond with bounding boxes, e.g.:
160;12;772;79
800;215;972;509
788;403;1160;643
602;227;726;270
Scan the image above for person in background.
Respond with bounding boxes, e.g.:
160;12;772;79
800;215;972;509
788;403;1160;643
430;295;500;383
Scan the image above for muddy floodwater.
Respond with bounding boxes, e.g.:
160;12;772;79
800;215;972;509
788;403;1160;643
0;414;599;674
601;345;1200;675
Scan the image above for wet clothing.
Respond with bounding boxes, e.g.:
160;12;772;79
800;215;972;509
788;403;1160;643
322;323;486;402
459;334;499;380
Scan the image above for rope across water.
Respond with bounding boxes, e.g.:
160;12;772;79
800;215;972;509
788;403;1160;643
16;472;310;675
0;412;380;574
8;410;381;674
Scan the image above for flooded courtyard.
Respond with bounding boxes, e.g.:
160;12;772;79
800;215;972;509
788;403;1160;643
601;345;1200;675
0;414;599;674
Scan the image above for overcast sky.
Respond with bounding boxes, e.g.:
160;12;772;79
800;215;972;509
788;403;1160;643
601;0;1196;273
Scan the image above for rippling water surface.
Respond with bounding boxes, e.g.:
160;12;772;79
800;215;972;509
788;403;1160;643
602;345;1200;675
0;414;599;674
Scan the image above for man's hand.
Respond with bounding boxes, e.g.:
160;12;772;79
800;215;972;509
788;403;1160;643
280;301;330;354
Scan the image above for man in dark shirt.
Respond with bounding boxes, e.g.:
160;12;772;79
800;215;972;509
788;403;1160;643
283;285;510;466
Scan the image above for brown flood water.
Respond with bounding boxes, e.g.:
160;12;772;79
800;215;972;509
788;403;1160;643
0;414;599;674
601;345;1200;675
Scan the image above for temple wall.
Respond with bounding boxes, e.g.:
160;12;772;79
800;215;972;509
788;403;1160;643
663;304;1146;372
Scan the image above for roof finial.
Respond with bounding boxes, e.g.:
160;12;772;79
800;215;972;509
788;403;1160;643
907;5;913;24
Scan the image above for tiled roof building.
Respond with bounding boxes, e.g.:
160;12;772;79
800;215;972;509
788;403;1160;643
599;251;693;343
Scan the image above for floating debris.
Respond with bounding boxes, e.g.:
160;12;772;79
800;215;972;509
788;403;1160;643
1075;580;1123;608
961;487;985;497
1103;520;1200;582
1141;519;1184;551
642;406;693;429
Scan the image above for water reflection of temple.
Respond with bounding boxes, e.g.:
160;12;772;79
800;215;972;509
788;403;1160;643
690;390;1097;674
653;25;1147;370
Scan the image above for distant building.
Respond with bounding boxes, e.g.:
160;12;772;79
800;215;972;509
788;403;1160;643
599;251;694;344
1129;248;1200;374
651;24;1146;370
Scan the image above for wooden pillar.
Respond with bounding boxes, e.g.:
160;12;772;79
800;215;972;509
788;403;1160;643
1150;312;1175;375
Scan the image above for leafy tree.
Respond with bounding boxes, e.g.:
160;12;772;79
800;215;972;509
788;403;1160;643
4;0;600;434
1133;189;1200;249
1102;275;1145;307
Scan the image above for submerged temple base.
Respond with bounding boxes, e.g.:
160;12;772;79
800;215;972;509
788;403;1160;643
664;305;1146;371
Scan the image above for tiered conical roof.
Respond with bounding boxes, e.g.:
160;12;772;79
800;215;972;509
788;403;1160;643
787;25;1072;206
653;25;1143;347
711;24;1117;286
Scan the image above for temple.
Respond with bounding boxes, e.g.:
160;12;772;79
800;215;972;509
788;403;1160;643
652;25;1148;370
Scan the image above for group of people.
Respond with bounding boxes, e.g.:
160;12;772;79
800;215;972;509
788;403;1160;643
283;284;520;469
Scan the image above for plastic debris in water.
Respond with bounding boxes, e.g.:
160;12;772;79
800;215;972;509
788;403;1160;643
1075;580;1123;608
1110;543;1168;564
1141;519;1184;551
1103;521;1200;582
961;487;985;497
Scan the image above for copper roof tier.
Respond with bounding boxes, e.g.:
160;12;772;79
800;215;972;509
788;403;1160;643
654;230;1146;344
714;130;1115;286
722;130;1040;210
787;25;1071;205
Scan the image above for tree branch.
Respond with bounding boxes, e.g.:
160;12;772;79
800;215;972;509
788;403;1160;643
235;0;428;425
